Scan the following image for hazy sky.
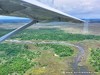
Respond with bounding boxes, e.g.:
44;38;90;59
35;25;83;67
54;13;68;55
0;0;99;19
37;0;100;19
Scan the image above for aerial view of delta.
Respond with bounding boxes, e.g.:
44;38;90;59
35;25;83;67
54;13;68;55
0;0;100;75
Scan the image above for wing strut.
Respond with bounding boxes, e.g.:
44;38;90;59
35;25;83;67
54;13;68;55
0;20;38;42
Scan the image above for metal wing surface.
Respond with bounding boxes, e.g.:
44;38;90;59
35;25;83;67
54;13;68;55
0;0;84;42
0;0;84;23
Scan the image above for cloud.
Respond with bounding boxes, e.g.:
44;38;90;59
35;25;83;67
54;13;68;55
36;0;100;18
55;0;100;18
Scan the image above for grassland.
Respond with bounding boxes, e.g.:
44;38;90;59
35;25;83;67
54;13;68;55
11;28;100;41
35;44;74;57
0;28;100;75
1;28;100;41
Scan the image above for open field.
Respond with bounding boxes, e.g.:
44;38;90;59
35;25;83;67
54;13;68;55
0;23;100;75
1;22;100;35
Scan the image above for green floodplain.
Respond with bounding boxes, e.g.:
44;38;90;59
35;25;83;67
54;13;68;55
0;28;100;75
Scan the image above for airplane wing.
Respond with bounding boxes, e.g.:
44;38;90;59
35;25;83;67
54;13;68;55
0;0;84;42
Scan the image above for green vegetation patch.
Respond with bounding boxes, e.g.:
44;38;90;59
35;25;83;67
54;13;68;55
1;28;100;41
0;43;73;75
0;43;40;75
11;28;100;41
0;28;13;37
0;57;32;75
89;48;100;72
35;44;74;57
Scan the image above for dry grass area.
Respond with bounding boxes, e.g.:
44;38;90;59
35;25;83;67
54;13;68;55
89;23;100;35
0;23;26;29
60;24;84;34
60;23;100;35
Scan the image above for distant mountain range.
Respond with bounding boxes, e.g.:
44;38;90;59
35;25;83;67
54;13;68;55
0;19;31;23
0;17;31;23
0;17;100;23
82;19;100;23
